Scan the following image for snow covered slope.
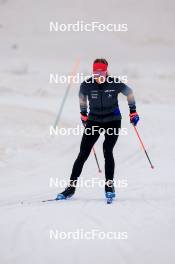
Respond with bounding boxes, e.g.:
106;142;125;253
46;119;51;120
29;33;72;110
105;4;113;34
0;0;175;264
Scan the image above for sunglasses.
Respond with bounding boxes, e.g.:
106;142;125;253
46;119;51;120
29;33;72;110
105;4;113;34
93;70;107;77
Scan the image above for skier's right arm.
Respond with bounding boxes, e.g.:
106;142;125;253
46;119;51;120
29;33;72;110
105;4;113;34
79;83;88;125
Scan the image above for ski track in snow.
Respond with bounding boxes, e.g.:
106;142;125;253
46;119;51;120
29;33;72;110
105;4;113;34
1;0;175;262
0;94;175;264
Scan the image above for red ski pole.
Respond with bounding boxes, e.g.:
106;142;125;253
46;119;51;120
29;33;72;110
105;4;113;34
83;124;102;173
92;147;102;173
132;125;154;169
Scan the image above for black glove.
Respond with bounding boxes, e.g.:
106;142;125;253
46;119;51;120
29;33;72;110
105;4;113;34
80;112;88;126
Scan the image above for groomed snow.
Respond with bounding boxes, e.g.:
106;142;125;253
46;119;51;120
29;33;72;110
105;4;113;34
0;0;175;264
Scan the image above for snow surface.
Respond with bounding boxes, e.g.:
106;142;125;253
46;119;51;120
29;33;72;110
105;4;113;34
0;0;175;264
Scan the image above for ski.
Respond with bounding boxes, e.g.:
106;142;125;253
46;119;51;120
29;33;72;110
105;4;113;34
42;198;58;203
106;197;113;204
42;193;73;203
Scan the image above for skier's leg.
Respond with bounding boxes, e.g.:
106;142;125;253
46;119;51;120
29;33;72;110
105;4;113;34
103;120;121;182
57;121;100;200
70;121;100;182
103;121;121;203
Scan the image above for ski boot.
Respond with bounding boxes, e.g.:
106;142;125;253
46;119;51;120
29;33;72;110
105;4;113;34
56;185;76;200
105;181;115;204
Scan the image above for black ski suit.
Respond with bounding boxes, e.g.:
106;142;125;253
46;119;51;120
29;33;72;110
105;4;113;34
70;77;136;183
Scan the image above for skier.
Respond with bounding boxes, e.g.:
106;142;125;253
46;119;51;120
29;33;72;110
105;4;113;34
57;58;139;203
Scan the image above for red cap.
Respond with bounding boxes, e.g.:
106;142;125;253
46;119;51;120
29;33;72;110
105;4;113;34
93;62;108;72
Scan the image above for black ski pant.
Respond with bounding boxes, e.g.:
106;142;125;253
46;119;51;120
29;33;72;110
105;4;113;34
70;120;121;183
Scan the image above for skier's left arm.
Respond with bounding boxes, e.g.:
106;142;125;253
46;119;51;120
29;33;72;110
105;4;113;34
120;84;139;126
